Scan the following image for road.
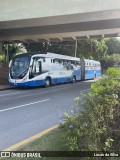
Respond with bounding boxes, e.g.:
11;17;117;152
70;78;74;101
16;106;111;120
0;81;92;150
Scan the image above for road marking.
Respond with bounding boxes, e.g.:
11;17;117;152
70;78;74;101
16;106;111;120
3;125;58;151
0;92;20;97
0;99;50;113
79;89;89;92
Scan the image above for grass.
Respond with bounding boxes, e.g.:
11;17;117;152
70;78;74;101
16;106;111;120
1;120;118;160
1;128;80;160
20;128;68;151
1;128;118;160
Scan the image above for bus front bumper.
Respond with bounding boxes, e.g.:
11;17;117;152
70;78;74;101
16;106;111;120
9;80;45;87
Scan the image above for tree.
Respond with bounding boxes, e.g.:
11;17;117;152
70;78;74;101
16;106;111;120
100;53;120;72
48;41;76;56
23;39;108;60
23;41;76;57
23;42;48;53
77;39;108;60
3;44;24;62
105;38;120;55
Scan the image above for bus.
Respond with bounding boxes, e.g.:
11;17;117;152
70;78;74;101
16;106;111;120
9;52;101;87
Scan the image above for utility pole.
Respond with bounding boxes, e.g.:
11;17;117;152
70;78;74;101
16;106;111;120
75;40;78;57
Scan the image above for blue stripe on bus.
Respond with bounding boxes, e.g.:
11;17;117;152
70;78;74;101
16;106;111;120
85;70;101;79
9;80;45;87
9;77;72;87
72;70;81;80
9;69;101;87
51;77;71;84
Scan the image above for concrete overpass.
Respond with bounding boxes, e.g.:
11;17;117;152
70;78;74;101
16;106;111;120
0;0;120;44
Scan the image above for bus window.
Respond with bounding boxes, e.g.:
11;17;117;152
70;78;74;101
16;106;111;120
58;59;62;63
43;58;45;62
30;58;42;78
76;61;80;65
55;59;58;63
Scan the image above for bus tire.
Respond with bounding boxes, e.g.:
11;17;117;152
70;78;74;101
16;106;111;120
45;77;51;87
72;75;76;83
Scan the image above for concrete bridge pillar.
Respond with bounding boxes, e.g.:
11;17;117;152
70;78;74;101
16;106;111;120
5;44;9;63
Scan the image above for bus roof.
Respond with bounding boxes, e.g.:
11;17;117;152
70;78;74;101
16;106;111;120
18;52;80;61
42;52;80;61
84;59;100;64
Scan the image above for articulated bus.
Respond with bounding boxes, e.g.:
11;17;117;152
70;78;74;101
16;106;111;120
9;52;101;87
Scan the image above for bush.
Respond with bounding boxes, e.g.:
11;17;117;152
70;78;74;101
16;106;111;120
0;54;5;62
60;68;120;152
100;54;120;72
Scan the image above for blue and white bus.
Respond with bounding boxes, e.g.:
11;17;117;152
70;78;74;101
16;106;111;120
9;52;101;87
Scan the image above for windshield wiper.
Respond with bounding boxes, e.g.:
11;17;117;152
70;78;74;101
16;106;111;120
18;67;29;78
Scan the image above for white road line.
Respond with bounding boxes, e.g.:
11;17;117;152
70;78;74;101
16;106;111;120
0;92;20;97
0;99;50;113
79;89;89;92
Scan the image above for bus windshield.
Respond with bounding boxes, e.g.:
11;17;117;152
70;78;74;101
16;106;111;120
10;56;31;79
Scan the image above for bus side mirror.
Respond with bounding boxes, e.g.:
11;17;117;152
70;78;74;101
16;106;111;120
9;60;12;68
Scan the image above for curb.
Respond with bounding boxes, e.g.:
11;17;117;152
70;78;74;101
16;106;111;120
3;125;59;151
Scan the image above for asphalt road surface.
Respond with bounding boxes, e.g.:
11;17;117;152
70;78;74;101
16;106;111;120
0;80;93;150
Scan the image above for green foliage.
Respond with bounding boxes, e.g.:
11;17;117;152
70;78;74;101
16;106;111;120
3;44;24;61
77;39;108;60
106;67;120;78
0;54;5;62
60;68;120;152
23;41;78;57
105;38;120;55
100;54;120;71
23;42;48;53
48;41;76;57
22;39;108;60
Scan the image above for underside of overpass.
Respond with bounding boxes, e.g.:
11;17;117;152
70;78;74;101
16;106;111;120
0;0;120;44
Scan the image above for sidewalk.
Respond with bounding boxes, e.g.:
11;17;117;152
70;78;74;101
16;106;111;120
0;85;15;91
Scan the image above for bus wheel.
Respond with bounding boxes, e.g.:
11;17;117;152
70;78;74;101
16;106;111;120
72;76;76;83
45;78;51;87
